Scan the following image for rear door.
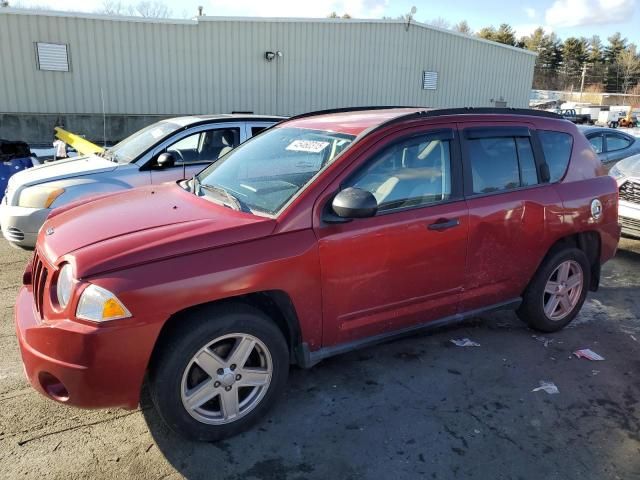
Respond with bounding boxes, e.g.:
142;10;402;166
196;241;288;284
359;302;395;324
460;123;564;311
604;132;634;164
316;125;469;346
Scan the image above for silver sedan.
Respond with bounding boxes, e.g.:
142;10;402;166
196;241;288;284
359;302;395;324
1;114;282;249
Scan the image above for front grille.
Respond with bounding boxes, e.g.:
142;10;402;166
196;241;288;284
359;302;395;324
621;216;640;238
31;251;49;319
619;180;640;204
5;227;24;242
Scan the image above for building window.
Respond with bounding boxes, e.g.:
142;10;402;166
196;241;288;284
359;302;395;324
422;71;438;90
35;42;70;72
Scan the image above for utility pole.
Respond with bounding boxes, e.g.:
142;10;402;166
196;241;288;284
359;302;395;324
579;63;587;102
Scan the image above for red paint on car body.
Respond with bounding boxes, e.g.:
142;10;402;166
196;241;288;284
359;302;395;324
14;109;620;410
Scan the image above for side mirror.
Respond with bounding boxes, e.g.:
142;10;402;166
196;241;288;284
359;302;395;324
331;187;378;219
157;152;175;169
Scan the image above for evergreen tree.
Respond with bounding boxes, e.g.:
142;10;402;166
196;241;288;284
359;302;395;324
493;24;516;46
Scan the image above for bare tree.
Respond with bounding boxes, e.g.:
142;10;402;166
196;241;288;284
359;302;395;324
617;45;640;94
134;1;170;18
429;17;450;30
454;20;472;35
99;0;133;15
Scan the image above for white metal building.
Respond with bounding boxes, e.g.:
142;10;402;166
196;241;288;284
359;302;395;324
0;9;536;141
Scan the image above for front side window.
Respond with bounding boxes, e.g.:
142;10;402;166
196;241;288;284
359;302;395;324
589;134;604;154
166;128;240;165
196;127;354;215
538;131;573;182
606;134;631;152
346;136;452;212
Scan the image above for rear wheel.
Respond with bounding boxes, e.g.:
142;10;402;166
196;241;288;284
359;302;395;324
149;304;289;441
517;248;590;332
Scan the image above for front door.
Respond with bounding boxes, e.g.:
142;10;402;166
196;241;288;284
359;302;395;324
316;127;469;346
150;126;243;184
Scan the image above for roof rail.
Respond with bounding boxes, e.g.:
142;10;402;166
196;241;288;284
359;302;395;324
423;107;563;119
358;107;564;139
287;106;422;121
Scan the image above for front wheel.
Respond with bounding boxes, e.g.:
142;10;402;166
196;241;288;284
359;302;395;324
517;248;591;332
148;304;289;441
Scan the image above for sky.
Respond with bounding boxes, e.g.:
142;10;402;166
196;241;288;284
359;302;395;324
11;0;640;44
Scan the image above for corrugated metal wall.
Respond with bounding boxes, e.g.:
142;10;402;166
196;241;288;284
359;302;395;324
0;10;536;116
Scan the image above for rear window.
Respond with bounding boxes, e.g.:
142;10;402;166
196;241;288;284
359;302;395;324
606;134;631;152
538;131;573;182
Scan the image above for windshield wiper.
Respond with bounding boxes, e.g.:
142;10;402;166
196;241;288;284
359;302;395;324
200;184;247;212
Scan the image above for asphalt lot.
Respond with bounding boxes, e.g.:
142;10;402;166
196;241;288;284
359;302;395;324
1;239;639;480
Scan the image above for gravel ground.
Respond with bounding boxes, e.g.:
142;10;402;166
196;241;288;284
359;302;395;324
0;239;639;479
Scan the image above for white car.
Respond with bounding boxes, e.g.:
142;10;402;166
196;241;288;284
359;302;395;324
0;114;282;249
610;154;640;238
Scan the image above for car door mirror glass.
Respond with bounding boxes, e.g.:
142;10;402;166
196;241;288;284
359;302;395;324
157;152;175;169
332;187;378;218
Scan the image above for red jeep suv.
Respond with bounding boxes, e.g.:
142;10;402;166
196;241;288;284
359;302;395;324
15;107;620;441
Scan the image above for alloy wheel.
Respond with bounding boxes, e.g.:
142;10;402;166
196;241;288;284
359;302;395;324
542;260;584;321
180;333;273;425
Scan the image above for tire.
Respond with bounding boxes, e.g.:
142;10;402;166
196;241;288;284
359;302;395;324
148;303;289;441
517;247;591;333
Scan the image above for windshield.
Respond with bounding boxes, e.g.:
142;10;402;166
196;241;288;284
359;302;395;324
196;127;355;215
106;121;183;163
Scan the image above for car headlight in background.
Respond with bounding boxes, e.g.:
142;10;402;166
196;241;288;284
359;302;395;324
18;185;65;208
76;284;132;322
608;164;625;180
56;264;74;308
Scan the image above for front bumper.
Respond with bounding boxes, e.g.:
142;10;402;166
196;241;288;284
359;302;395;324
0;201;50;248
14;285;162;409
619;200;640;238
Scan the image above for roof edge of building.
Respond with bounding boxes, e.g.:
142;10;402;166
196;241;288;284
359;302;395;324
1;8;537;57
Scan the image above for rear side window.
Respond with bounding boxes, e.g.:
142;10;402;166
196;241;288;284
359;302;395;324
467;137;539;194
538;131;573;182
606;134;631;152
251;126;268;136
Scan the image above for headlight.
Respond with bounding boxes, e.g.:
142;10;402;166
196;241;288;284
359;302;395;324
56;264;73;308
18;185;65;208
76;284;132;322
609;164;625;180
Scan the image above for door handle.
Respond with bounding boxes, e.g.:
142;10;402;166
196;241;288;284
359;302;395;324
428;218;460;231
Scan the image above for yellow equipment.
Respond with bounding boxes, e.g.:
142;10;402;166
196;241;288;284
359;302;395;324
618;106;639;128
54;127;104;156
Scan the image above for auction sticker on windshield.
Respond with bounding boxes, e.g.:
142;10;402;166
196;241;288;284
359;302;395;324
286;140;330;153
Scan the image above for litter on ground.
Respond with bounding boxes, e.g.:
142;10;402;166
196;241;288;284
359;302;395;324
532;381;559;395
532;335;554;347
573;349;605;361
450;338;481;347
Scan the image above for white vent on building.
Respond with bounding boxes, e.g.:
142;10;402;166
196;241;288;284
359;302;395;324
422;71;438;90
35;42;70;72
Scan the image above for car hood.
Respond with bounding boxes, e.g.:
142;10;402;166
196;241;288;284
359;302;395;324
616;154;640;178
9;155;117;189
39;183;276;277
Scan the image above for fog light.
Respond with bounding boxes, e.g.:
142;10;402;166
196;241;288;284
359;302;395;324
38;372;69;402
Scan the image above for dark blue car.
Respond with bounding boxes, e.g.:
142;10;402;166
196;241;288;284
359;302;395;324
0;140;35;195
